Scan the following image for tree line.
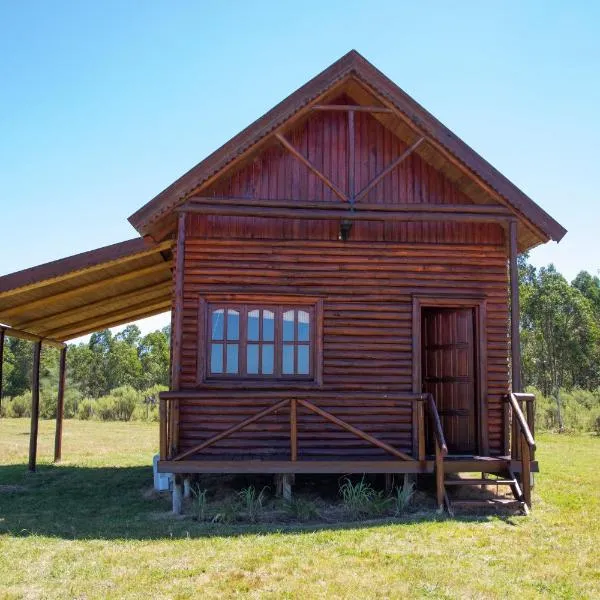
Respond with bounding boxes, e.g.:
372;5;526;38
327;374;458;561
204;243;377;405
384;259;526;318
1;258;599;431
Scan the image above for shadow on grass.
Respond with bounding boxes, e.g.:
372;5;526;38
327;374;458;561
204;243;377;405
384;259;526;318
0;463;521;541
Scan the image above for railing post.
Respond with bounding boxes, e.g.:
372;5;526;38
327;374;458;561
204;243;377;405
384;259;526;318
435;439;444;512
525;398;535;460
417;398;426;462
290;398;298;461
521;434;532;507
159;397;167;460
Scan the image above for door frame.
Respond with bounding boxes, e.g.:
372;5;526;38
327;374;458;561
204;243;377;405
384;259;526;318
412;295;488;456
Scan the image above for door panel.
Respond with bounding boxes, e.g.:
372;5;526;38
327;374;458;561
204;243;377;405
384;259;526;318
422;307;477;454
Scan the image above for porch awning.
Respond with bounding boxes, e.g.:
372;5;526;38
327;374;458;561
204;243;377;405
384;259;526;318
0;237;173;342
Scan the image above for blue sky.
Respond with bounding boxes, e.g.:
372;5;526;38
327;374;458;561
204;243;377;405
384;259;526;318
1;1;598;336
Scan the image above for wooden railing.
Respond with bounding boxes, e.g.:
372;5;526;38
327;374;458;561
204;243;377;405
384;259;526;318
159;391;425;463
422;393;448;511
506;392;536;507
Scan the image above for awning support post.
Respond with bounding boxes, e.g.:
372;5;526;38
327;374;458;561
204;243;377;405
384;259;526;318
54;346;67;462
28;340;42;472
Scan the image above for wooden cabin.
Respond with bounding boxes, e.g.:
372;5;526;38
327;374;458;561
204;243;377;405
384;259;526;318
0;51;566;513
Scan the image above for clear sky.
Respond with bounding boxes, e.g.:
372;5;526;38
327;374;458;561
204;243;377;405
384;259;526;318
1;1;598;337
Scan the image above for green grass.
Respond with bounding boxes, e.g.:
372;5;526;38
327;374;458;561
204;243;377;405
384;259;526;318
0;418;598;599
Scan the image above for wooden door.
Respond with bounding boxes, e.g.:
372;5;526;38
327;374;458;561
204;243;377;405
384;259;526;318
422;307;477;454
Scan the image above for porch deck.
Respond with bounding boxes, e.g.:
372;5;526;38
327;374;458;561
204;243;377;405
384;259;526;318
158;390;536;512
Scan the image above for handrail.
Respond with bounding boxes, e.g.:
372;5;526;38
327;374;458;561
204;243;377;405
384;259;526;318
508;393;536;450
425;393;448;457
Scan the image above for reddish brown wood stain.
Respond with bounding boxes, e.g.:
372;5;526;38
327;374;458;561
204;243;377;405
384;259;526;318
172;107;510;462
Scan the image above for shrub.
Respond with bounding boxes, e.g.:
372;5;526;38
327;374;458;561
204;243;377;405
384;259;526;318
192;486;209;521
77;399;95;420
63;388;82;419
40;391;57;419
7;393;31;418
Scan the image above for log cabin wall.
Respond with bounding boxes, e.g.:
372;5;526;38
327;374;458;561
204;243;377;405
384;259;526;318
173;105;510;462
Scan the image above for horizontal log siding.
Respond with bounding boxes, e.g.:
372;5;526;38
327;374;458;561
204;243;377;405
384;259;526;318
178;232;509;461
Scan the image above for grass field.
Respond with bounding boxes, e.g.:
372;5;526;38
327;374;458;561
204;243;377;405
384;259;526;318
0;419;598;599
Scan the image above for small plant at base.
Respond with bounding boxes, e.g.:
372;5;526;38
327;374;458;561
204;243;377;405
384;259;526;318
285;497;320;521
339;476;377;519
238;485;268;523
191;485;208;521
393;479;415;515
211;499;239;525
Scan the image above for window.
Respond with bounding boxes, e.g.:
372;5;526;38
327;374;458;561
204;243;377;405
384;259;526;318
205;303;317;380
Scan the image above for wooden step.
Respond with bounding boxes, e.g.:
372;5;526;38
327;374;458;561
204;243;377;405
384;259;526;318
444;478;515;486
452;498;524;509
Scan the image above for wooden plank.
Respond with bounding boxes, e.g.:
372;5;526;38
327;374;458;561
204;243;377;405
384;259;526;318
172;399;290;461
297;398;414;461
312;104;394;113
348;109;355;202
355;137;425;202
509;220;521;392
158;459;432;474
0;262;169;321
28;340;42;472
185;197;512;215
0;326;65;349
275;133;348;202
54;346;67;462
0;238;170;298
159;398;168;460
521;435;532;507
171;212;186;391
180;203;513;223
290;398;298;461
0;328;4;416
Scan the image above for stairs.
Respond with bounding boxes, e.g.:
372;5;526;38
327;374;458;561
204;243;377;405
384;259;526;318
443;468;529;515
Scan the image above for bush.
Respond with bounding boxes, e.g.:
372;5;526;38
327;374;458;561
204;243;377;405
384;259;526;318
77;399;95;420
40;391;57;419
7;393;31;418
339;477;392;518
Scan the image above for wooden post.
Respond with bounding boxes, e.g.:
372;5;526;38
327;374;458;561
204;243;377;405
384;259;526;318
171;211;186;391
290;398;297;461
417;400;426;462
28;340;42;472
0;328;5;417
159;396;168;460
435;439;445;512
521;435;532;507
509;220;521;393
54;346;67;462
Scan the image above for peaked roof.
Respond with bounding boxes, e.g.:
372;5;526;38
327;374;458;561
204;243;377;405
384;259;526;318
128;50;566;247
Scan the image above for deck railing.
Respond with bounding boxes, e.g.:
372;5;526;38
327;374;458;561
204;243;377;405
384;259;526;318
423;393;448;511
159;391;429;463
506;392;536;507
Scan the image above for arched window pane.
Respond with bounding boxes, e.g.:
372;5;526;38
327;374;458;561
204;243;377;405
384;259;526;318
227;309;239;341
212;309;224;340
211;343;223;373
263;310;275;341
262;344;274;374
297;345;310;374
226;344;238;373
247;344;259;374
298;310;310;342
283;310;295;341
248;310;259;341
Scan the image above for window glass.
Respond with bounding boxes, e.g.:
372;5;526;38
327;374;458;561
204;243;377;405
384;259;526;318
263;310;275;341
297;345;310;375
227;309;239;341
262;344;274;374
298;310;310;342
207;304;315;379
248;309;259;341
212;309;224;340
283;310;295;341
211;343;223;373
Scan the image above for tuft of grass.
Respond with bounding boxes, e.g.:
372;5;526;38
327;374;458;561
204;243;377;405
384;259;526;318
191;485;208;521
339;476;392;518
237;485;268;523
393;479;415;515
